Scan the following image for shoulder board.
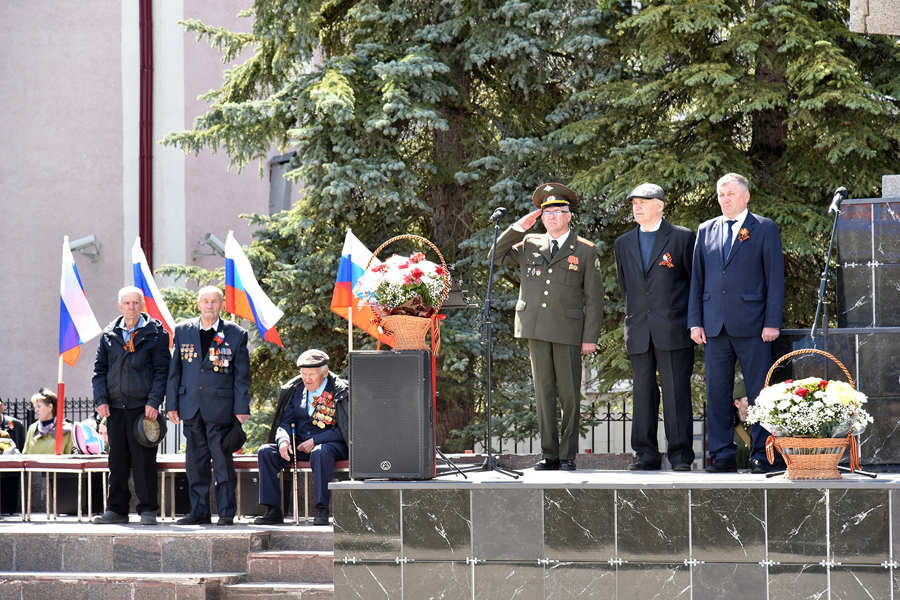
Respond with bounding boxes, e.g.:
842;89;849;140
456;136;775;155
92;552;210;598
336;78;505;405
513;241;524;249
577;237;595;247
524;234;542;241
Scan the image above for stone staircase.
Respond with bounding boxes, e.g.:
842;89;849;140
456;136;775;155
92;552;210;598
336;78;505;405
0;523;336;599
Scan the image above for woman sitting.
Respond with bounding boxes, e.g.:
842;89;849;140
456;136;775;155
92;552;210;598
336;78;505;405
23;389;74;454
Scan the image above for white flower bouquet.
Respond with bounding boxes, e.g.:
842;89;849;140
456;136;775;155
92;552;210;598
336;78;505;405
354;251;449;318
747;377;873;438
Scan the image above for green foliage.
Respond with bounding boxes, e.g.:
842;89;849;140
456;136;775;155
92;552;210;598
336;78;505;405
162;0;900;446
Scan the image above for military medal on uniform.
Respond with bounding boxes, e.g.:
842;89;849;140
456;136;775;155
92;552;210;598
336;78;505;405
568;256;579;271
311;391;336;429
182;343;197;362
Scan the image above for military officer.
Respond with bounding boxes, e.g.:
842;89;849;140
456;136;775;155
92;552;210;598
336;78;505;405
492;183;604;471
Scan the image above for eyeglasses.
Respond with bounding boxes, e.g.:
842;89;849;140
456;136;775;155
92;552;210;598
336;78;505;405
542;210;570;218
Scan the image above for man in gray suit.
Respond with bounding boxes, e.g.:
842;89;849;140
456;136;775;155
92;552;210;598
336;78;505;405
614;183;696;472
166;287;251;525
493;183;604;471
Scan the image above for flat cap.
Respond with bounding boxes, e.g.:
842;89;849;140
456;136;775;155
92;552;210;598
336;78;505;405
626;182;665;202
532;183;579;211
297;349;329;368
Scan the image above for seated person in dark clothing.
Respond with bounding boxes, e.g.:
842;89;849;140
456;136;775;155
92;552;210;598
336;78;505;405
0;397;25;452
733;380;751;470
255;349;349;526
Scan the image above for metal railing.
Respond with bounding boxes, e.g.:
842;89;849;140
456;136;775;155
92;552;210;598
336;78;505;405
3;397;184;455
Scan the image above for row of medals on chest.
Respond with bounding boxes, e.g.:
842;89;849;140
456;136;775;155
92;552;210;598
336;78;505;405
180;342;232;372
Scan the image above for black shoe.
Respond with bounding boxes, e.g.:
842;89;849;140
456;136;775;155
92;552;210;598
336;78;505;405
628;460;660;471
254;507;285;525
217;516;235;526
559;460;576;471
705;459;738;473
92;510;128;524
175;515;212;525
751;459;785;475
140;511;157;526
313;504;330;526
672;462;692;472
534;459;560;471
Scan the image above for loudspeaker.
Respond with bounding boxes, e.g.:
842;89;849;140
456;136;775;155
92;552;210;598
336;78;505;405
349;350;435;479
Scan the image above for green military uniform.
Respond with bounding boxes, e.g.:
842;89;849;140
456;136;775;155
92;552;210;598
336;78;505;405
493;204;604;463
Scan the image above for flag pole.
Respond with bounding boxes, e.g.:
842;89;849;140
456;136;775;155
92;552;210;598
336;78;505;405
56;357;65;455
347;307;353;351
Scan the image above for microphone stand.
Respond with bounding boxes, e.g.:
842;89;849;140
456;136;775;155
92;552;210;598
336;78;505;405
457;213;522;479
809;187;848;380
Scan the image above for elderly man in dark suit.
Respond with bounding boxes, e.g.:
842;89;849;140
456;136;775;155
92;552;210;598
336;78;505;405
614;183;696;472
166;286;251;525
493;183;604;471
688;173;784;474
254;349;349;526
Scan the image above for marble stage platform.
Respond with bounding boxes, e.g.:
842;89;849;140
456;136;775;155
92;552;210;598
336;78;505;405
331;468;900;599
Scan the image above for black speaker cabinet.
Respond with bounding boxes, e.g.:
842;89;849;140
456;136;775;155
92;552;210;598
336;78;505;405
349;350;435;479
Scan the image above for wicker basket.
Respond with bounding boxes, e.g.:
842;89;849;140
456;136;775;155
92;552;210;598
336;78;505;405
763;349;856;480
366;235;451;352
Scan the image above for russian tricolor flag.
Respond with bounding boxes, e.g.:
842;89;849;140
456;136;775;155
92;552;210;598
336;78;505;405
330;229;395;346
59;236;102;366
132;238;175;348
225;231;285;347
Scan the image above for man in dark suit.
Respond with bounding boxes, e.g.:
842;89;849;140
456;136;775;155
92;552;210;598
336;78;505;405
254;349;349;526
493;183;604;471
166;286;251;525
688;173;784;474
614;183;696;472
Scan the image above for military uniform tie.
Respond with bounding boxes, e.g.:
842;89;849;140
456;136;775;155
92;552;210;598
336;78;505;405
550;239;559;259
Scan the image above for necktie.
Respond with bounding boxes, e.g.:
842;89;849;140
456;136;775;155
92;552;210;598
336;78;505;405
723;220;737;261
550;239;559;259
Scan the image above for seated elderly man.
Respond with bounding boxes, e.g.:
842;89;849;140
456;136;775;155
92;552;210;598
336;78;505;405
255;350;349;525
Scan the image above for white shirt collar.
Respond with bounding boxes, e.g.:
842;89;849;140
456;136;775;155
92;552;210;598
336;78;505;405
723;209;749;230
200;317;221;332
549;229;570;248
640;218;663;233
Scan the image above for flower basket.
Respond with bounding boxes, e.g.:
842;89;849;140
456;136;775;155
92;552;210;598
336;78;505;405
362;235;451;352
759;349;866;480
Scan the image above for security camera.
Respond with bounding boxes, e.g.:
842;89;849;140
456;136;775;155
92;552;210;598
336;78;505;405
69;235;97;252
69;235;101;262
193;233;226;260
205;233;226;256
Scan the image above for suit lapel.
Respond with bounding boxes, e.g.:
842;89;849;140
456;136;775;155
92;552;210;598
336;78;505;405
647;221;671;274
625;227;644;275
549;232;576;266
710;218;726;268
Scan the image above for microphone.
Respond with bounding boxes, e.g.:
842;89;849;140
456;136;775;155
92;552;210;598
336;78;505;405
489;207;508;224
828;186;848;215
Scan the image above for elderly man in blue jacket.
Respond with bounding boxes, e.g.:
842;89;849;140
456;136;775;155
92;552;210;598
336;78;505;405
254;349;349;526
166;287;251;525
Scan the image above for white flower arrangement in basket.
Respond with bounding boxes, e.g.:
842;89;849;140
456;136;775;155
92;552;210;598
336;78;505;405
353;252;448;318
747;377;873;438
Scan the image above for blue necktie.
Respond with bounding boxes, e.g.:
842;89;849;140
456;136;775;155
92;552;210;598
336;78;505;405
723;220;737;261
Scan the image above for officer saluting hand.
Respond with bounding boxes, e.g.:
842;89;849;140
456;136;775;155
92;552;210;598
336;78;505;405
491;183;604;472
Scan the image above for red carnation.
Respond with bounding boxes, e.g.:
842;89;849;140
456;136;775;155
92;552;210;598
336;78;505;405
795;388;809;398
403;273;414;285
820;380;828;389
435;266;445;276
410;267;424;280
410;252;426;263
372;264;388;273
785;379;793;384
398;262;410;269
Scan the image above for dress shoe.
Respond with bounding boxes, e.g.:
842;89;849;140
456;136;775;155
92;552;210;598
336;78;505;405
92;510;128;524
254;506;285;525
559;460;576;471
313;503;330;526
217;516;235;526
627;461;660;471
175;515;212;525
671;462;692;472
534;459;560;471
751;459;785;475
704;459;738;473
140;511;157;526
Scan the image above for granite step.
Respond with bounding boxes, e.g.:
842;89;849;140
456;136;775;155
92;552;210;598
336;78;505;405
0;571;244;599
221;581;334;599
247;550;334;584
268;529;334;552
